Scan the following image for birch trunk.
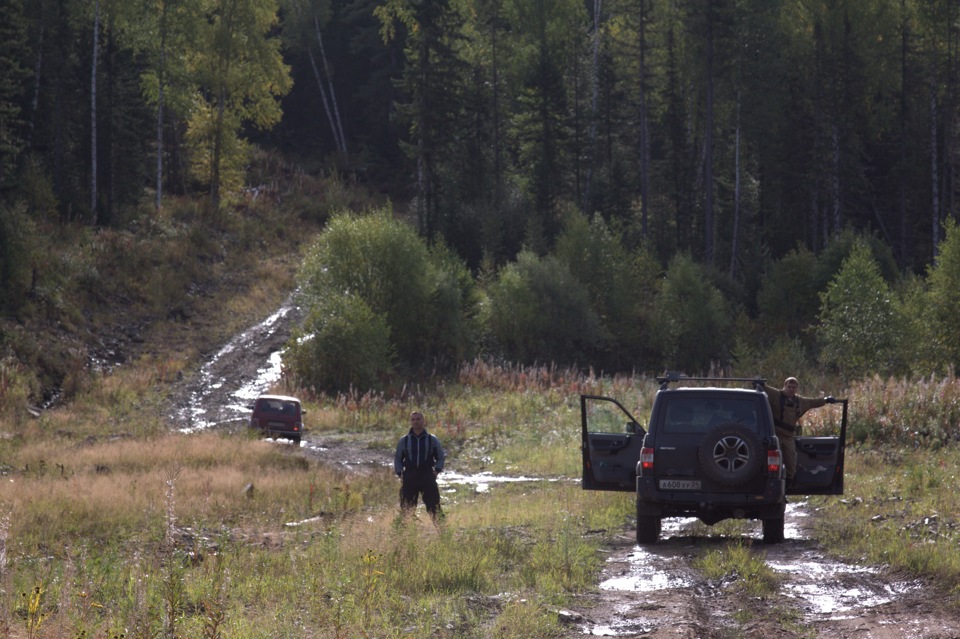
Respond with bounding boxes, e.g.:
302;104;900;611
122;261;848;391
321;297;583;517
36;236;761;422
703;0;715;266
91;0;99;223
583;0;601;211
931;77;940;260
314;17;346;154
729;96;741;279
307;47;341;153
638;0;649;240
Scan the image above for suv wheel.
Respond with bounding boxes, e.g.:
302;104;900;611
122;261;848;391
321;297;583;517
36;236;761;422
762;516;785;544
636;498;661;544
697;423;764;487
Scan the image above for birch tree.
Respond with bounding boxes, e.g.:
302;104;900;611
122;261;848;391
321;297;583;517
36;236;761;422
188;0;291;208
282;0;347;154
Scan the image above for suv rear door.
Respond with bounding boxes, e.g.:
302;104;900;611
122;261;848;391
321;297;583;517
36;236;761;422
580;395;645;491
788;399;848;495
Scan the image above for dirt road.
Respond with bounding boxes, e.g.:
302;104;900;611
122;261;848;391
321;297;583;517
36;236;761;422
565;503;957;639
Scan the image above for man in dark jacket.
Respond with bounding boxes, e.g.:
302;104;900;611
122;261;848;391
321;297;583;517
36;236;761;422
762;377;836;484
394;411;446;517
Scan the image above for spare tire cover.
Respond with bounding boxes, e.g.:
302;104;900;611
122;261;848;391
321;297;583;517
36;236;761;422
697;423;764;487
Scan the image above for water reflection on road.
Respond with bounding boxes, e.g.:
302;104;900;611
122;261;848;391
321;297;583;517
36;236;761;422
176;299;297;432
438;471;551;493
581;502;923;636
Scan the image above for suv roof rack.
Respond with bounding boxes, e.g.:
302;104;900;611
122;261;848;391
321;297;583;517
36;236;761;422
656;373;766;390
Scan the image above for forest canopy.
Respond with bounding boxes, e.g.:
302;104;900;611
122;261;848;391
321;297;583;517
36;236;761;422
3;0;960;389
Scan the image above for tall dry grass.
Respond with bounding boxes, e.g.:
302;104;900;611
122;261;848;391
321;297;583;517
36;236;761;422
4;361;960;635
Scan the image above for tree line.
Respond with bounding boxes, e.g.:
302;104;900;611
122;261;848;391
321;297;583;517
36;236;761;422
291;209;960;392
3;0;960;380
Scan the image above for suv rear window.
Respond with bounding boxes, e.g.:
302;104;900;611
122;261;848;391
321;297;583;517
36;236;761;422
256;398;300;415
660;397;759;434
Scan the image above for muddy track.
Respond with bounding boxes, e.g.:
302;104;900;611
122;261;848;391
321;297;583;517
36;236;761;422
167;293;305;432
166;301;959;639
563;502;957;639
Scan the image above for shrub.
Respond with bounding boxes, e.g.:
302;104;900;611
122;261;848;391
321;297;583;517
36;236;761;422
648;254;731;372
555;213;660;370
756;245;820;343
817;240;903;380
895;274;938;375
730;331;815;385
296;209;477;386
926;219;960;371
0;202;35;313
287;294;393;393
486;250;603;366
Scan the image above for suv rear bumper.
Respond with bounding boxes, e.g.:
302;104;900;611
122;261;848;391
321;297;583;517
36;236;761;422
637;476;785;521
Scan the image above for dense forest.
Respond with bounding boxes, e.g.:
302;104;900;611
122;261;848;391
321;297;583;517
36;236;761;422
4;0;960;391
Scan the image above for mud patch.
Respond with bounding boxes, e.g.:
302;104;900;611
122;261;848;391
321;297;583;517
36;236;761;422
567;502;959;639
170;295;303;432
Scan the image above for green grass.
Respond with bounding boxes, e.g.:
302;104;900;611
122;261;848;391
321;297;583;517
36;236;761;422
6;367;960;635
6;187;960;635
0;367;638;638
694;542;781;597
811;446;960;593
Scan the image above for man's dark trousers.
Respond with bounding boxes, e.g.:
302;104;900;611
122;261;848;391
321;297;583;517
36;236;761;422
400;466;441;514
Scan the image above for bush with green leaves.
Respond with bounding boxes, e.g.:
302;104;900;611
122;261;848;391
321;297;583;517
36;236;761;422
895;274;938;375
294;209;477;389
648;254;731;373
554;213;660;369
485;250;603;366
0;202;35;313
814;229;900;292
756;245;820;343
730;332;814;385
287;294;393;393
926;219;960;372
817;240;903;379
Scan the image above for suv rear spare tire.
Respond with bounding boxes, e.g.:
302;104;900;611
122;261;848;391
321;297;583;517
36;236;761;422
697;423;764;487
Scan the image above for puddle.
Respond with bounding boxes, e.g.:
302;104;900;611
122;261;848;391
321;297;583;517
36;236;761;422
600;548;692;592
582;605;655;636
438;471;547;493
591;503;921;620
768;555;922;615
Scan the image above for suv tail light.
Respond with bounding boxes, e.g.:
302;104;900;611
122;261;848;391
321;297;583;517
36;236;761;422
767;448;781;475
640;447;655;473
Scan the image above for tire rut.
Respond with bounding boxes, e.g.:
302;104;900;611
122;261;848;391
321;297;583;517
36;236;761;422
566;502;958;638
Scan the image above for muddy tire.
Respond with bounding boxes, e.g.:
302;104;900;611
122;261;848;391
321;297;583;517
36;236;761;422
762;516;784;544
636;497;661;544
697;424;764;487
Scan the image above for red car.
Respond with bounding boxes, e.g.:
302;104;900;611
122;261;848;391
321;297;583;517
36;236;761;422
249;395;305;444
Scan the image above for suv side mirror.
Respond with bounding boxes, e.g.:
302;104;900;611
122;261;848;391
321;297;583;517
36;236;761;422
626;421;638;434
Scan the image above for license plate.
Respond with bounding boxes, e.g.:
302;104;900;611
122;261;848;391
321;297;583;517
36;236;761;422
267;421;288;428
659;479;701;490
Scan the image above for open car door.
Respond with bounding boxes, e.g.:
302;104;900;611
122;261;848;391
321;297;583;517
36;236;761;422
788;399;848;495
581;395;645;491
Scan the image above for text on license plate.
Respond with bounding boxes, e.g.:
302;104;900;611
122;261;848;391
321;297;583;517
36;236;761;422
659;479;701;490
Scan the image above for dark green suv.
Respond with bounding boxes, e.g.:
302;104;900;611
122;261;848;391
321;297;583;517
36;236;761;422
580;376;847;544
